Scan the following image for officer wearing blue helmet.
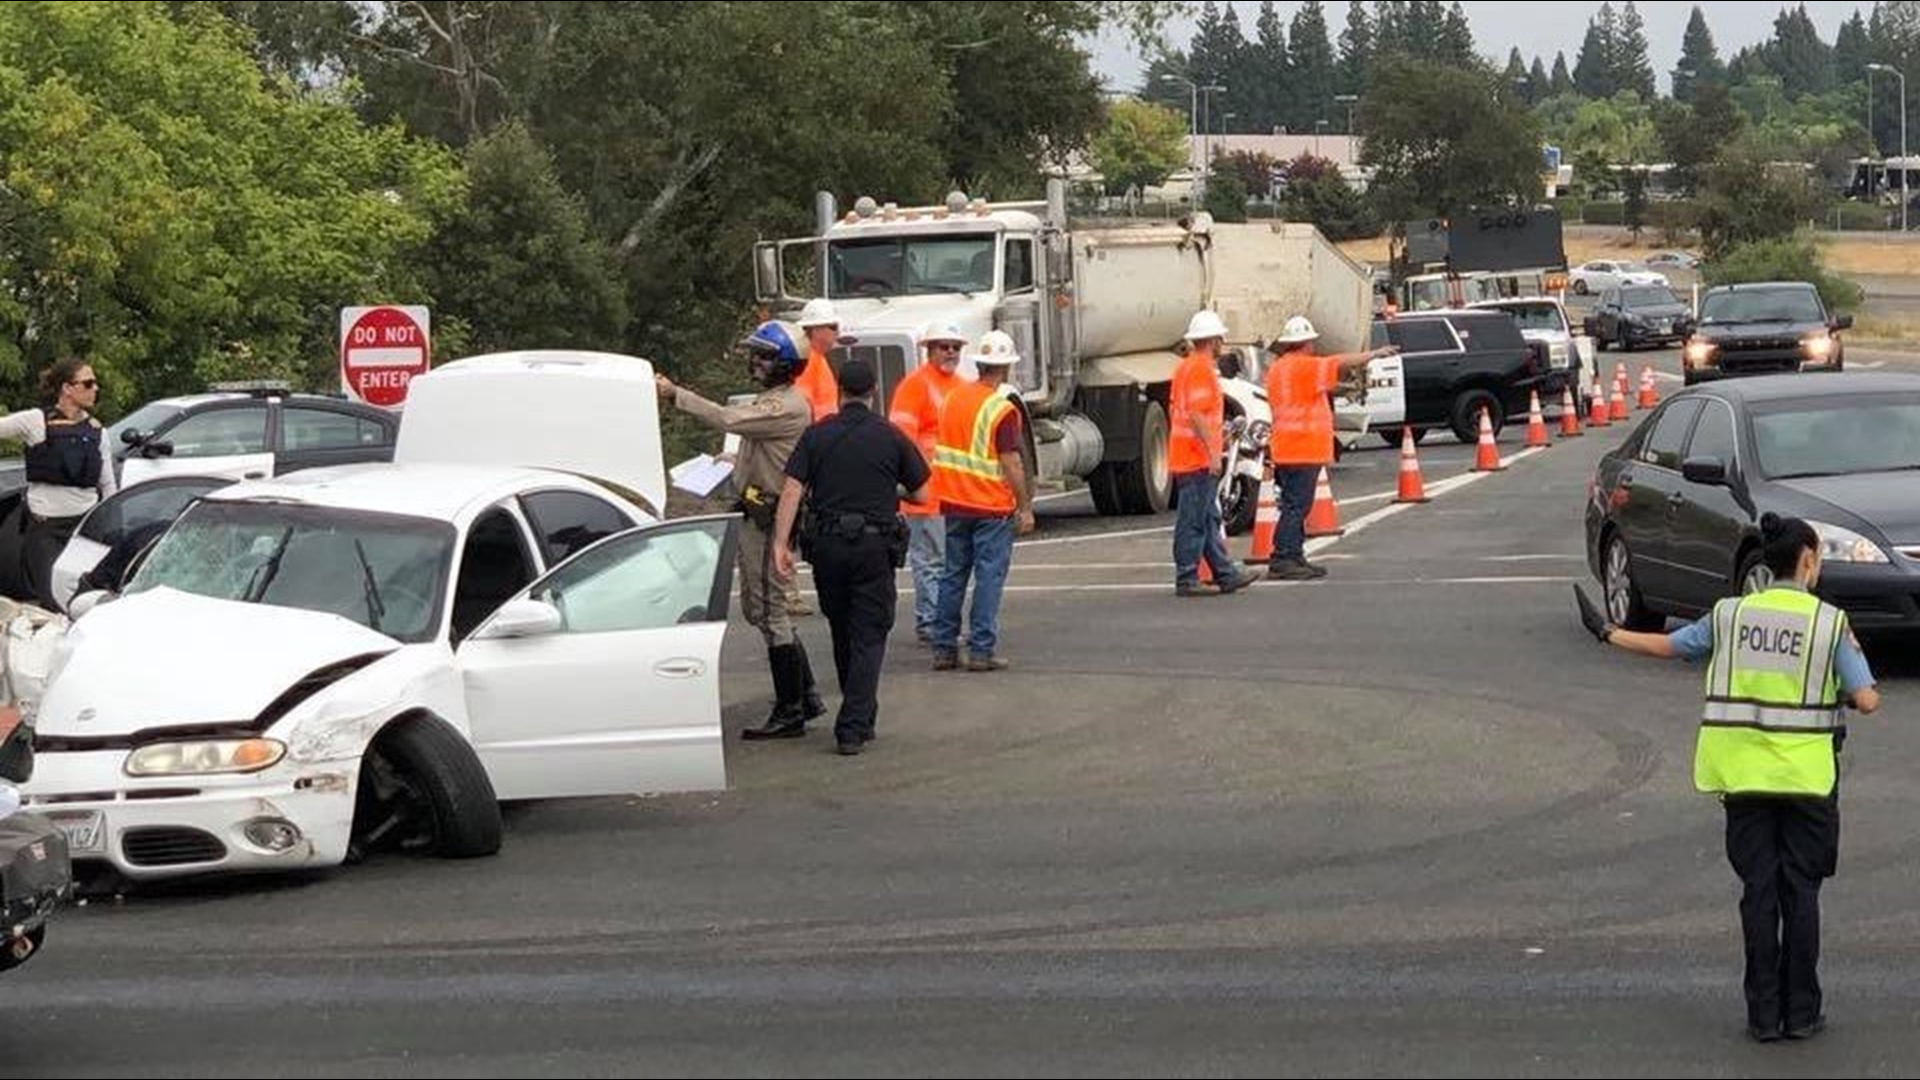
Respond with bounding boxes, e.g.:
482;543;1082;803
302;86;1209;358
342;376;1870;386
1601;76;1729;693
657;320;823;738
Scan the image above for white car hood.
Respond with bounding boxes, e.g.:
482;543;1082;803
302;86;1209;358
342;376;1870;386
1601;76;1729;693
37;588;398;738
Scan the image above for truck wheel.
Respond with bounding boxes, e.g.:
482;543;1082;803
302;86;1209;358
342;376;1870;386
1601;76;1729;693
1086;463;1124;516
1112;401;1172;515
351;714;503;861
1222;474;1258;536
1448;390;1503;445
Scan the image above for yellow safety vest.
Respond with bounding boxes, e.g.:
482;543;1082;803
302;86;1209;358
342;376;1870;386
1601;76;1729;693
1694;587;1847;797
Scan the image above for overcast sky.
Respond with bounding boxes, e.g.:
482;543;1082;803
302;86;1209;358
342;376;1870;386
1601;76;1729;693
1090;1;1872;95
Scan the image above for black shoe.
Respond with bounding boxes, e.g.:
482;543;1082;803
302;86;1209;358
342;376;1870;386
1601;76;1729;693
1215;570;1250;595
1175;581;1218;597
1265;560;1317;582
741;714;808;740
794;641;827;720
835;739;863;756
932;651;960;671
1784;1015;1826;1040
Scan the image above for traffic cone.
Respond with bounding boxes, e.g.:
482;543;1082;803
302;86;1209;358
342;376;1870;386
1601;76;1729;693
1394;425;1430;504
1611;364;1630;421
1638;364;1658;409
1473;406;1505;472
1247;467;1279;563
1304;466;1344;537
1558;386;1583;438
1588;374;1611;428
1525;390;1551;448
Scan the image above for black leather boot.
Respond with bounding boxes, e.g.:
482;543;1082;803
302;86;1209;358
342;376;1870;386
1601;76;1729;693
794;639;826;721
741;644;808;740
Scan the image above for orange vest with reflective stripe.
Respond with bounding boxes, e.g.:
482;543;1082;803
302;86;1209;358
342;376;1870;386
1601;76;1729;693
796;347;840;420
933;382;1017;514
889;363;962;517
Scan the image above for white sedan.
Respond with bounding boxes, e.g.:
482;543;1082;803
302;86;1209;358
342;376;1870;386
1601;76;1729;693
1568;259;1670;295
22;352;739;881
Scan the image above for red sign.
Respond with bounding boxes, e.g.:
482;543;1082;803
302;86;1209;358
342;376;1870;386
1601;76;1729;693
339;305;430;408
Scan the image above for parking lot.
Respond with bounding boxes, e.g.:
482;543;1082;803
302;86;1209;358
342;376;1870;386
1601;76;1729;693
2;346;1918;1078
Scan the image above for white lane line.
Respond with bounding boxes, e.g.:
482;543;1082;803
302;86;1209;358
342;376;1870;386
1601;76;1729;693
996;574;1578;594
1482;554;1583;562
1858;360;1886;369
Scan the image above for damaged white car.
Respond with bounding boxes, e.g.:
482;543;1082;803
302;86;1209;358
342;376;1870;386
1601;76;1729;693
21;352;738;880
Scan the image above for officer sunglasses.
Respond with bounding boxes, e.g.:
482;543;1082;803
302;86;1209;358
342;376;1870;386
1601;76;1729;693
69;378;98;389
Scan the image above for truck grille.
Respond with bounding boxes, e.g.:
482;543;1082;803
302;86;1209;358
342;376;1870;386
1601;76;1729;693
121;826;226;867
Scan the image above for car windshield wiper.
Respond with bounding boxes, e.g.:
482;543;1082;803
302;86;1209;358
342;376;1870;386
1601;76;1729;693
354;538;385;633
244;526;294;602
1768;470;1850;480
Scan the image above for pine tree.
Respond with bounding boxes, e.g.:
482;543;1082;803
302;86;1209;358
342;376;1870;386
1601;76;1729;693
1573;4;1619;98
1439;2;1475;67
1530;55;1550;99
1550;51;1574;97
1616;1;1656;99
1766;4;1835;100
1289;0;1337;134
1505;48;1531;104
1338;0;1373;94
1673;6;1725;103
1253;0;1291;134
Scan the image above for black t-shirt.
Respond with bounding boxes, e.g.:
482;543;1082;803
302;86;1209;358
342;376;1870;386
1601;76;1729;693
784;403;930;520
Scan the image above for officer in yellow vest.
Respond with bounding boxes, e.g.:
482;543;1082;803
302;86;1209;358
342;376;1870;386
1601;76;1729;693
1577;513;1880;1043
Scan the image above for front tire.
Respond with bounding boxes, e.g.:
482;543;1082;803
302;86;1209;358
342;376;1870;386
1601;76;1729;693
1449;390;1504;445
1222;474;1258;536
352;715;502;861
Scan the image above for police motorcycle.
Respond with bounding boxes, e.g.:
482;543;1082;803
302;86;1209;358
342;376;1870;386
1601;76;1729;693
1217;413;1270;537
0;602;74;975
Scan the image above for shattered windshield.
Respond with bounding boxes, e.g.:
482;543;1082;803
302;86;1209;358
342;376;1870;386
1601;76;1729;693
126;501;456;643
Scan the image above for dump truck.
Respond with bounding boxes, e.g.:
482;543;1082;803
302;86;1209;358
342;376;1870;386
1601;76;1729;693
752;179;1374;517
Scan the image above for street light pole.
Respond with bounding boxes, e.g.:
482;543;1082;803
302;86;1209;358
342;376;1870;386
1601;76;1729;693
1334;93;1358;134
1871;63;1908;232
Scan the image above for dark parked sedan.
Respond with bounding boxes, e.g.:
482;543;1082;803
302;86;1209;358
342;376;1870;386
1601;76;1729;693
1585;372;1920;633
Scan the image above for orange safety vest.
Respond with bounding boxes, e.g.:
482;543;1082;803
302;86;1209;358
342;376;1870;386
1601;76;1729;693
1266;349;1342;466
932;382;1018;515
888;363;962;517
795;347;840;420
1168;351;1223;474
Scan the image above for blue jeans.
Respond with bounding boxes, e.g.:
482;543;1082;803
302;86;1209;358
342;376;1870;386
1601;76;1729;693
933;514;1014;657
1173;470;1235;586
1270;465;1319;565
907;514;945;635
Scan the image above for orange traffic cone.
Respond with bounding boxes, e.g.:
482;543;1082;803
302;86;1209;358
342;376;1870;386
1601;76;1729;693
1304;466;1344;537
1611;364;1630;421
1559;386;1583;438
1588;375;1611;428
1525;390;1550;448
1474;406;1505;472
1394;425;1431;503
1638;364;1658;409
1247;467;1279;563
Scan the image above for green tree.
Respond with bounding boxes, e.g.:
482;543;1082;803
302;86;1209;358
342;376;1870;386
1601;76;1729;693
1504;49;1531;105
1529;56;1550;101
1250;2;1290;135
1337;1;1373;96
1438;1;1475;68
1550;51;1575;97
1706;236;1860;315
1202;171;1250;222
1673;6;1725;103
422;123;626;358
1358;58;1544;225
1288;0;1337;133
1215;148;1280;200
1615;1;1656;100
1090;98;1190;198
1621;167;1648;240
1573;4;1620;99
1694;146;1825;258
0;0;461;403
1279;155;1379;239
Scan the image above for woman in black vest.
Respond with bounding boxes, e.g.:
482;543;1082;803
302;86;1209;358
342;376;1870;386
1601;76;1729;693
0;359;117;608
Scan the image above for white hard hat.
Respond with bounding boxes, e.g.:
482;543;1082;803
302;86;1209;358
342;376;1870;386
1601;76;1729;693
920;320;969;346
1274;315;1319;345
797;298;839;328
1184;309;1229;341
972;329;1021;367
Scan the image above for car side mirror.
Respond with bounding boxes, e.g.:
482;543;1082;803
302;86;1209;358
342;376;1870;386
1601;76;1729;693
142;439;174;458
473;598;564;640
1674;317;1696;337
1832;314;1854;331
1680;456;1728;486
120;428;144;446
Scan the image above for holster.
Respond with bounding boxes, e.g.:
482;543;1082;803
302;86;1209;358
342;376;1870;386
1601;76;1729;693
735;484;777;531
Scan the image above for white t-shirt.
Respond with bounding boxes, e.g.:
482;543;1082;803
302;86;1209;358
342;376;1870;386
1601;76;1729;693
0;409;118;519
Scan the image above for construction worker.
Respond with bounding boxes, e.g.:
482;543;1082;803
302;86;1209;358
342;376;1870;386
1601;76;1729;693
771;359;930;755
1263;315;1396;581
1577;513;1881;1043
1170;310;1249;597
929;330;1033;672
888;321;972;643
657;320;824;739
794;299;843;421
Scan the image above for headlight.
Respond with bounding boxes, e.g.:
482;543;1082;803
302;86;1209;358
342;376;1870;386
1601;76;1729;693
1245;419;1271;446
125;738;286;777
1684;339;1716;367
1802;334;1834;361
1807;520;1889;564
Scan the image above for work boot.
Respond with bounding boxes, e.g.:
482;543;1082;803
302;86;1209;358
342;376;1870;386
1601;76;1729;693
793;639;826;721
741;644;809;740
966;653;1009;672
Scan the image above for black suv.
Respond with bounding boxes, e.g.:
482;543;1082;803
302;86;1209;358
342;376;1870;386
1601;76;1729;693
1368;310;1554;443
1584;284;1691;351
1681;282;1851;385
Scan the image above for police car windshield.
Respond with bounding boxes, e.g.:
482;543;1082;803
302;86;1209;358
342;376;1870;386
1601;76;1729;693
1753;393;1920;479
125;500;454;643
108;402;184;445
828;235;995;298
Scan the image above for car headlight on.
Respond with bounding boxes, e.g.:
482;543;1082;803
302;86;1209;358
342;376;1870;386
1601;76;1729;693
125;738;286;777
1245;419;1271;447
1807;520;1889;564
1684;339;1716;367
1802;333;1834;361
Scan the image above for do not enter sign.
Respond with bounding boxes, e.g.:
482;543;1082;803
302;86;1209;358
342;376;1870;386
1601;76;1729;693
340;305;431;408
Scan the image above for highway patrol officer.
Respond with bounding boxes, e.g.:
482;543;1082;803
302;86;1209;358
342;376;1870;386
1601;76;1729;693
0;358;117;609
657;321;824;739
772;359;930;755
1579;513;1881;1043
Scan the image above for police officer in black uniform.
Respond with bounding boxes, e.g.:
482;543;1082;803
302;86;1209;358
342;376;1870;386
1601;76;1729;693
772;360;930;756
0;358;116;608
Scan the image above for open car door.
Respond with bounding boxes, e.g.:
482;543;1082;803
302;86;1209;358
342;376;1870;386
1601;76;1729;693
457;514;738;800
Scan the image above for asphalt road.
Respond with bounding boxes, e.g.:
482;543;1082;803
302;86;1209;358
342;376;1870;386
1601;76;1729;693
3;355;1918;1078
